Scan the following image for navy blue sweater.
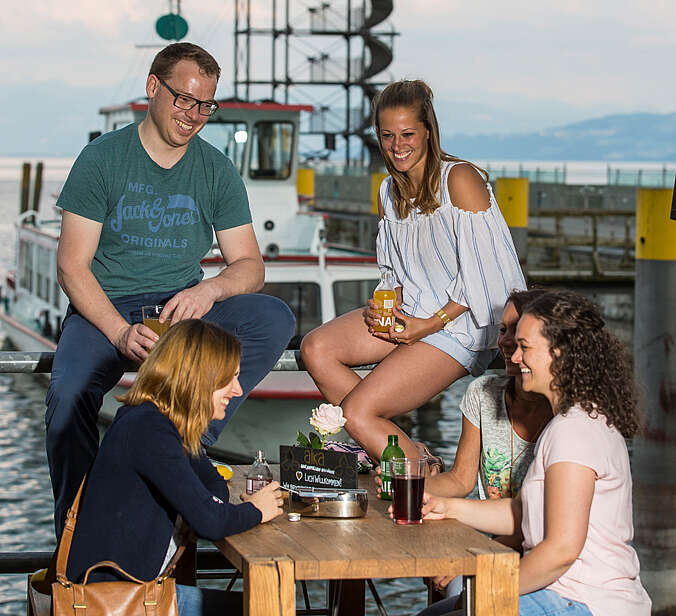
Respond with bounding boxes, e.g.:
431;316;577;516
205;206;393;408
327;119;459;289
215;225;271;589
66;402;261;582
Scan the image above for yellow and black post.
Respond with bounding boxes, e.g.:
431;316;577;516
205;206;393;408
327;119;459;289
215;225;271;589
495;177;528;267
371;172;388;215
633;184;676;612
296;168;315;208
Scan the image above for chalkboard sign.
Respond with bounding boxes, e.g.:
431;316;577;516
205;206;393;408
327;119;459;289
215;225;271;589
280;445;358;491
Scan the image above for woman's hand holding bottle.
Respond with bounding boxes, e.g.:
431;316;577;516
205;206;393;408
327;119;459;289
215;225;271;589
363;298;384;332
380;306;441;345
242;481;284;523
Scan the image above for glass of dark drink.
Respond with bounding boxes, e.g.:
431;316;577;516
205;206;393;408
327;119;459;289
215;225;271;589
389;458;426;525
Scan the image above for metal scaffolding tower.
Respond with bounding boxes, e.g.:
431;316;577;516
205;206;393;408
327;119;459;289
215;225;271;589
233;0;397;170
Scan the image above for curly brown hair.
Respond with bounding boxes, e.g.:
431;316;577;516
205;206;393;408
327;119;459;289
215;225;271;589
521;290;640;438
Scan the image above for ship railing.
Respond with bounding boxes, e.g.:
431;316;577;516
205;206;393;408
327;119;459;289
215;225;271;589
0;349;369;375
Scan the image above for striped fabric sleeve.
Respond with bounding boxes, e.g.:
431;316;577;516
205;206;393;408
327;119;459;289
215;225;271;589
446;208;523;328
375;220;402;286
375;177;403;286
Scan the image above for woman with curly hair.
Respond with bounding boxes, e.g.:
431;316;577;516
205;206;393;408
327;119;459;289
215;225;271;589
301;79;525;461
421;290;651;615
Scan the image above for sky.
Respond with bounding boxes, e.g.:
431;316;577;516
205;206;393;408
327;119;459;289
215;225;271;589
2;0;674;156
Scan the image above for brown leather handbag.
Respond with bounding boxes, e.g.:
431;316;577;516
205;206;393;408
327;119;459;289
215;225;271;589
44;478;183;615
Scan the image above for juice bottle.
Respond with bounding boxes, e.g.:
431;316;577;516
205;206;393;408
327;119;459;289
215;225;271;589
372;271;396;333
380;434;404;501
246;450;273;494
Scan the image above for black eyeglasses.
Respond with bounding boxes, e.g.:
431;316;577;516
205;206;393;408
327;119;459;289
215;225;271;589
155;76;218;116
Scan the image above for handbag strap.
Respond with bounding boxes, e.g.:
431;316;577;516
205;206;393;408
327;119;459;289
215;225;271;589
158;544;186;579
54;473;186;587
55;476;88;585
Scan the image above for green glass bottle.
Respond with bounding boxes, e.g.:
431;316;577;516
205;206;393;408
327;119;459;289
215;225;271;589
380;434;404;500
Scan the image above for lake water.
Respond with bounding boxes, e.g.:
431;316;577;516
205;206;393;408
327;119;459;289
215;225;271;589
0;156;638;615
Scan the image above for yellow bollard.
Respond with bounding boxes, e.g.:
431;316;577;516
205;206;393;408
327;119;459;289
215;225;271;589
633;185;676;611
370;172;388;215
636;187;676;260
495;177;528;266
296;168;315;208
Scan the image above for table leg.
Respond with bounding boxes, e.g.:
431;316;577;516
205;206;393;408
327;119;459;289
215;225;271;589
243;556;295;616
327;579;366;616
471;549;519;616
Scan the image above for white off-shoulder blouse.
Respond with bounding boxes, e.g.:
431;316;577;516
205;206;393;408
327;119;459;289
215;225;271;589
375;160;526;351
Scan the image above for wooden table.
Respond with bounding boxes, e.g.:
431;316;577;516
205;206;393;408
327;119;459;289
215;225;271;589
216;465;518;616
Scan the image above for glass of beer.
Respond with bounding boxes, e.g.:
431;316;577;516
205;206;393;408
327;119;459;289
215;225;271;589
389;458;426;525
142;305;170;336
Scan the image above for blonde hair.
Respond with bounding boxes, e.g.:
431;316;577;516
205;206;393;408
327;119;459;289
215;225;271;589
117;319;241;456
372;79;488;219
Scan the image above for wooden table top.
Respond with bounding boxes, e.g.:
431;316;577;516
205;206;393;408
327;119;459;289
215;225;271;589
217;464;514;582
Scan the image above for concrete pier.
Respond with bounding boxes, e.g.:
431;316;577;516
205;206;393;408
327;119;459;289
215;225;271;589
633;186;676;614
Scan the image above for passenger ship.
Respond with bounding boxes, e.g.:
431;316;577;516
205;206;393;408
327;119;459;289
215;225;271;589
0;99;379;461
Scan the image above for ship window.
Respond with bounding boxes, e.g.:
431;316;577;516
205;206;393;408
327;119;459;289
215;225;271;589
53;280;61;310
36;246;51;302
262;282;320;348
249;122;293;180
19;240;33;292
333;279;378;317
199;121;248;174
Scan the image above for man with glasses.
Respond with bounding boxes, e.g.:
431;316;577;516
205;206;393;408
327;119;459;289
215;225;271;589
46;42;295;538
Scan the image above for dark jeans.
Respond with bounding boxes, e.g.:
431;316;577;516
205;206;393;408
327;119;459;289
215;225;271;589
45;288;295;536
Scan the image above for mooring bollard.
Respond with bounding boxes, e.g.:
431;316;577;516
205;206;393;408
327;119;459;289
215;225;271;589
495;177;528;267
370;172;388;215
296;167;315;208
633;185;676;612
20;162;31;215
32;161;43;214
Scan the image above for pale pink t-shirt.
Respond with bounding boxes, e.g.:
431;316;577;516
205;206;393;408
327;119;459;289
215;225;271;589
520;406;651;616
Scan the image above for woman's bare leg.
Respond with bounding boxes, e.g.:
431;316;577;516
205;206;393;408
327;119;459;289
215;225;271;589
301;308;396;404
340;342;468;460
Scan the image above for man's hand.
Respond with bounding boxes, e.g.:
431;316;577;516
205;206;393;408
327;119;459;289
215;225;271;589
426;575;455;592
162;280;218;323
112;322;159;363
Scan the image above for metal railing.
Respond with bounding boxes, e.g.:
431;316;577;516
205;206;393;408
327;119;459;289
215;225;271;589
0;349;307;374
0;349;375;375
528;208;635;276
606;166;675;188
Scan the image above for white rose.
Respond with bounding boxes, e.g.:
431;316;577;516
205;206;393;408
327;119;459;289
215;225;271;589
309;403;347;436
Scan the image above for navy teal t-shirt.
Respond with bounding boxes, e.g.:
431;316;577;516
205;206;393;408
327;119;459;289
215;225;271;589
57;123;251;298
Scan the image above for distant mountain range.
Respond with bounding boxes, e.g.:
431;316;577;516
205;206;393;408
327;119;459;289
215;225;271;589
442;112;676;161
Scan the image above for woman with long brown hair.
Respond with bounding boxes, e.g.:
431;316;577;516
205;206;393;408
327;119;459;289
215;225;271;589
301;79;526;460
422;290;651;615
65;320;283;615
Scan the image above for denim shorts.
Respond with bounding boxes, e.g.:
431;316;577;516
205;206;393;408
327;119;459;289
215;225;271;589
420;329;497;377
519;589;593;616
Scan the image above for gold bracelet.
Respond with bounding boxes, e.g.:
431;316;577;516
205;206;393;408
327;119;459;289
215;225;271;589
435;309;452;326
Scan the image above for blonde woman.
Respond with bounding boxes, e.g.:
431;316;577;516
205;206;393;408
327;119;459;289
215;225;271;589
301;79;526;460
65;320;282;615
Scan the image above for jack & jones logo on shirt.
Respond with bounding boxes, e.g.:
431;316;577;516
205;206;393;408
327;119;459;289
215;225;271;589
110;183;201;250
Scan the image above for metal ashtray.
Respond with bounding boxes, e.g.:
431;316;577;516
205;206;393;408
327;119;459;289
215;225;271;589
287;488;368;518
